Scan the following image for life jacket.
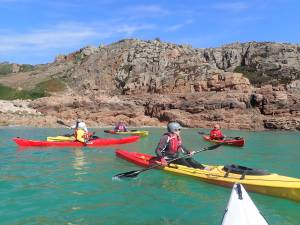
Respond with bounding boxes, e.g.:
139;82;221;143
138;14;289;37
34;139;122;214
115;124;126;131
84;132;93;139
210;129;224;139
165;132;182;154
74;128;87;143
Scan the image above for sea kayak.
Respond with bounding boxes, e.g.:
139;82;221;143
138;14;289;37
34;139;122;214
116;150;300;202
104;130;149;137
13;136;140;147
221;183;269;225
202;135;245;147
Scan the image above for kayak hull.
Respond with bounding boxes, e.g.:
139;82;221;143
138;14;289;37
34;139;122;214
221;183;268;225
104;130;149;137
203;135;245;147
13;136;140;147
116;150;300;202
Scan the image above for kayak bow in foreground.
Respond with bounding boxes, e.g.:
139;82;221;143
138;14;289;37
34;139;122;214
221;183;269;225
13;136;140;147
116;150;300;202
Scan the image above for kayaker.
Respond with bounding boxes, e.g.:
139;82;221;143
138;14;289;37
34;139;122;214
210;124;225;140
114;122;128;132
155;121;205;169
73;121;91;144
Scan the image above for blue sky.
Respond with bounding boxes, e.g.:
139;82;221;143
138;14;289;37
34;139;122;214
0;0;299;64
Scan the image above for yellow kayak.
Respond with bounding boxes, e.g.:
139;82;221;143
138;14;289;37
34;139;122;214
104;130;149;137
116;150;300;202
47;136;75;142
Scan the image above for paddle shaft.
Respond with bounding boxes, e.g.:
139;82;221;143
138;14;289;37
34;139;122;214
57;120;97;140
136;148;212;172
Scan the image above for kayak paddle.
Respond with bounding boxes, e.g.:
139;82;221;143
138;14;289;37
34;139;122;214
57;120;98;139
57;119;72;128
113;144;222;179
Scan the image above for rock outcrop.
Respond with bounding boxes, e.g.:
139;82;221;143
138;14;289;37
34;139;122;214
0;39;299;130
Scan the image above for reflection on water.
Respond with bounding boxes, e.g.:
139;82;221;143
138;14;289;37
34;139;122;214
72;148;88;176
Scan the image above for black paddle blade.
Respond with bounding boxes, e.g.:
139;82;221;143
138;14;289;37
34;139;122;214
197;131;206;135
57;120;70;127
113;170;141;179
207;143;223;150
57;120;65;125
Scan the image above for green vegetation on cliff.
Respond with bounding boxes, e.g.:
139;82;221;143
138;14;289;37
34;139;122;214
234;66;273;86
0;64;13;75
35;78;66;92
0;78;65;100
0;84;48;100
0;63;35;75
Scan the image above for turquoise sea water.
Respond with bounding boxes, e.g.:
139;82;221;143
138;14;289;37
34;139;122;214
0;127;300;225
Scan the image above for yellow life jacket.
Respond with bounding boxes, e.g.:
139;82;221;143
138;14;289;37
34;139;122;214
74;128;87;143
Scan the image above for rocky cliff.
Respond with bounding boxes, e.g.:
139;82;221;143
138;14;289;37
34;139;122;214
0;39;299;130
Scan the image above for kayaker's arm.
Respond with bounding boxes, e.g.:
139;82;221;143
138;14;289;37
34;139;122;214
180;145;192;155
155;135;169;157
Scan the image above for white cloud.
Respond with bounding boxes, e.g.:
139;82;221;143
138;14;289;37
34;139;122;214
133;4;168;14
166;20;193;32
0;21;155;54
213;2;249;12
124;4;170;18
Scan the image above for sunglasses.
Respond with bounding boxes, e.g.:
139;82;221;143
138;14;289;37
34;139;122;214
174;129;181;131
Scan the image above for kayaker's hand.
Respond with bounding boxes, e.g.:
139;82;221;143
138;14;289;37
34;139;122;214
188;151;195;156
160;158;168;166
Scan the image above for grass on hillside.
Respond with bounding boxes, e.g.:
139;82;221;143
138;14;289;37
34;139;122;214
0;78;66;100
234;66;273;86
35;78;66;92
0;84;48;100
0;63;35;75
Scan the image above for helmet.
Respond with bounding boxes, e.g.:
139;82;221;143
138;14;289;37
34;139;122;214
78;122;88;132
167;122;182;133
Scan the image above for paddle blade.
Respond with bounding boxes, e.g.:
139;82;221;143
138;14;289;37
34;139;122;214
57;120;70;127
197;131;207;135
207;143;223;150
113;170;141;179
104;130;116;134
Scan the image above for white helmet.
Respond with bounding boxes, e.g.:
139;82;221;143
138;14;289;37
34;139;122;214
167;122;182;133
78;122;88;132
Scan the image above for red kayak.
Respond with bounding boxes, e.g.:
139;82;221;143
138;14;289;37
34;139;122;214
13;136;140;147
203;135;245;147
116;150;157;167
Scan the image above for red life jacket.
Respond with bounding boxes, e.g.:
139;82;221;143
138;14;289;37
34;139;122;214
210;129;224;139
165;133;182;154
